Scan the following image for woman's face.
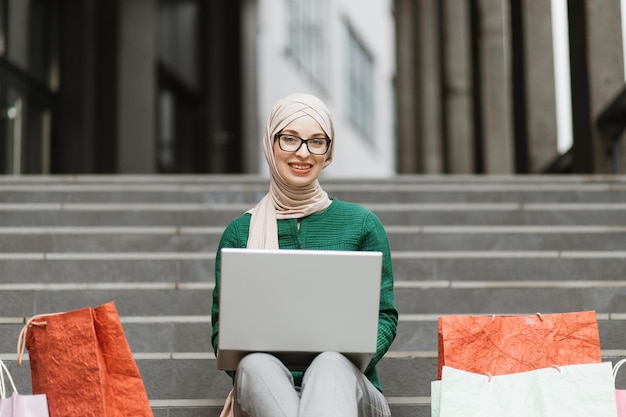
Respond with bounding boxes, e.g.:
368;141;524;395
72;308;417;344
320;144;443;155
273;115;329;187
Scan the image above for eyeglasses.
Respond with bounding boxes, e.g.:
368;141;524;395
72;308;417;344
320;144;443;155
274;134;332;155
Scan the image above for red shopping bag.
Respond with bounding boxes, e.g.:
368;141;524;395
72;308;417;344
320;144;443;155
437;311;602;378
18;302;153;417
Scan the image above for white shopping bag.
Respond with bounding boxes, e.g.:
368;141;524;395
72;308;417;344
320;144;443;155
0;359;49;417
432;362;618;417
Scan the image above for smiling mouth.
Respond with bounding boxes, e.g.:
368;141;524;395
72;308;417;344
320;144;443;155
289;163;312;170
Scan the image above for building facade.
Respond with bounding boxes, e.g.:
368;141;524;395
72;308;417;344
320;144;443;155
395;0;626;175
0;0;396;177
244;0;396;177
2;0;624;176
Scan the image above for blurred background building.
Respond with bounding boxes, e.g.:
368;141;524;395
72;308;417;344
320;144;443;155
1;0;625;177
396;0;626;175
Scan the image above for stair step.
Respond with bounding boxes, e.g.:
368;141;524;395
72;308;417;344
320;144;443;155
1;226;626;252
1;175;625;204
395;286;626;315
1;202;626;226
2;283;624;318
0;355;438;397
1;253;624;283
2;354;624;398
1;352;623;417
2;317;625;359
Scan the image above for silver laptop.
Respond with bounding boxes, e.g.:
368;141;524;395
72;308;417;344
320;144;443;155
217;248;382;371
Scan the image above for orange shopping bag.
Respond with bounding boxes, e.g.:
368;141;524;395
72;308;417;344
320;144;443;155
17;302;153;417
437;311;602;379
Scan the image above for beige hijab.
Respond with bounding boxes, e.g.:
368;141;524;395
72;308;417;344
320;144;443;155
246;93;335;249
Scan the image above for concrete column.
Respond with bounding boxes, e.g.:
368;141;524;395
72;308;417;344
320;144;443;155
394;0;421;173
522;0;558;172
416;0;444;173
242;0;260;174
442;0;473;173
568;0;594;173
477;0;514;173
57;0;97;173
585;0;625;173
614;94;626;174
117;0;157;173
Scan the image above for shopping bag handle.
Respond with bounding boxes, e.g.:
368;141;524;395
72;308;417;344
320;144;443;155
613;358;626;382
490;312;545;322
484;365;561;383
16;315;49;367
0;358;19;398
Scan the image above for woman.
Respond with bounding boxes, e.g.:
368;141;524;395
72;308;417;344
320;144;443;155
211;93;398;417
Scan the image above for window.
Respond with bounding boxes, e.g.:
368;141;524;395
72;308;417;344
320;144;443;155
156;0;202;173
286;0;325;86
345;22;374;141
0;0;58;174
158;0;201;91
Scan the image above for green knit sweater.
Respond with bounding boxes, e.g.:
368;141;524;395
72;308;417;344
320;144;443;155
211;198;398;392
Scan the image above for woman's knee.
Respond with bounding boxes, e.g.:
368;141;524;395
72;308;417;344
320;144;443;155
310;351;353;369
234;353;299;417
238;353;282;376
304;351;360;382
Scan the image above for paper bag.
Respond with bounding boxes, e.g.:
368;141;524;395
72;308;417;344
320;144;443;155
18;302;153;417
437;311;601;378
432;363;618;417
614;359;626;416
0;358;49;417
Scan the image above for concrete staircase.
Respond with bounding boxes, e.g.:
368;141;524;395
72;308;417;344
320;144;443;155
0;174;625;417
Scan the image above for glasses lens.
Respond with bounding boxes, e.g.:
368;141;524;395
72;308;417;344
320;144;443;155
279;135;301;151
307;138;329;154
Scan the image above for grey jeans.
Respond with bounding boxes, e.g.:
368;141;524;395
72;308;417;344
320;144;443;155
233;352;391;417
